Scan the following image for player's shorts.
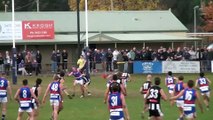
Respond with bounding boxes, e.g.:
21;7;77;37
149;109;164;117
83;77;91;85
50;99;60;106
185;112;196;119
18;107;32;113
176;100;184;108
0;97;7;103
149;104;163;117
75;79;84;85
109;108;124;120
201;91;210;97
168;90;174;94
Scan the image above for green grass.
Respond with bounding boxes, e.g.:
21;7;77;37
5;73;213;120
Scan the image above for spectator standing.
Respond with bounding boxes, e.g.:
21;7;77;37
112;48;119;70
94;49;102;72
122;52;129;72
36;50;42;74
4;51;11;76
127;49;135;61
189;47;197;60
51;50;57;73
25;51;33;76
62;49;68;71
17;53;23;71
56;50;61;70
101;49;106;72
0;53;4;73
105;48;113;72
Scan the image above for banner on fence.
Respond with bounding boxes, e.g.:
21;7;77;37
133;61;162;74
162;61;200;73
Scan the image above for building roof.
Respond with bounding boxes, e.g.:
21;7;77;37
0;32;201;45
0;10;187;33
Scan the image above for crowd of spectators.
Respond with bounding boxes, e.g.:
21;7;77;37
0;45;212;76
87;46;213;72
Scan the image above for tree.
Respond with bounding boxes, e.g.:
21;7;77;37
69;0;161;11
0;0;70;11
200;1;213;32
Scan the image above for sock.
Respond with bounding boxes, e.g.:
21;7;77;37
2;114;5;120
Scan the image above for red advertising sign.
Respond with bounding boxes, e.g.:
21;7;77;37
22;20;54;40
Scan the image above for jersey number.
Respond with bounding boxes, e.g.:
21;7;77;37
167;78;174;84
0;80;4;87
23;90;27;98
185;91;193;100
143;83;149;90
149;89;158;99
200;78;207;85
51;84;59;91
111;96;118;106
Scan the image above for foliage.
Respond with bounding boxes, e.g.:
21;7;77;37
200;1;213;32
69;0;161;11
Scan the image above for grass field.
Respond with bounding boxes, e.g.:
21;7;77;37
4;73;213;120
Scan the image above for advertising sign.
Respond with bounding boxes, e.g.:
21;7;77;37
22;20;54;39
162;61;200;73
133;61;162;74
0;21;22;40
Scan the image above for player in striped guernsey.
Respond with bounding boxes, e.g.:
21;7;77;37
165;71;177;95
172;76;186;120
42;75;63;120
165;71;177;106
31;78;42;120
68;67;85;98
108;82;130;120
0;72;12;120
140;74;152;119
145;77;167;120
195;72;211;110
170;80;203;120
104;74;126;104
14;79;38;120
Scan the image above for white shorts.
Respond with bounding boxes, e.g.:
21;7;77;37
0;97;7;103
168;89;174;94
176;100;184;108
18;107;32;113
75;80;83;85
201;91;210;97
185;112;196;119
50;99;60;106
110;118;124;120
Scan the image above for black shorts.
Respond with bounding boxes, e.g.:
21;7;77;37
149;109;163;117
82;77;91;85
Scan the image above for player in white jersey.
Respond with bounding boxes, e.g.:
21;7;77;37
195;72;211;110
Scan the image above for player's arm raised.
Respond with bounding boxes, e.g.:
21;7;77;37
196;91;204;113
160;89;167;101
121;93;130;120
7;81;13;100
42;84;50;104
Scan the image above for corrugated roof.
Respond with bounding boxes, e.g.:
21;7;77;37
0;11;187;33
0;32;200;45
